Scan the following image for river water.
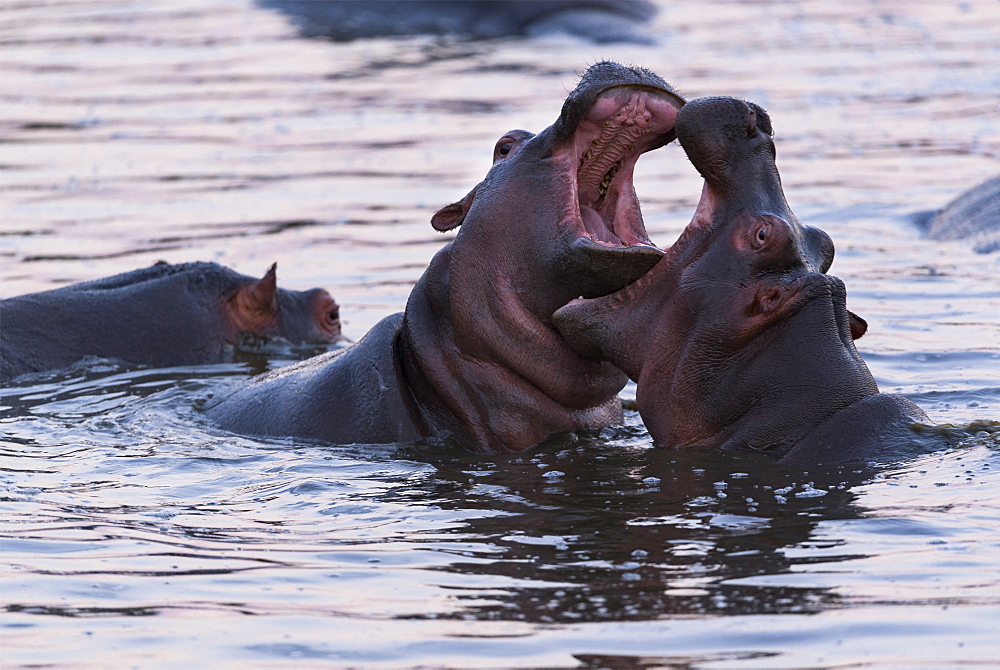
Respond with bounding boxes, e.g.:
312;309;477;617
2;0;999;667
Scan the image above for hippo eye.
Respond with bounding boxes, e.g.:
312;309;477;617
494;136;519;161
752;224;770;248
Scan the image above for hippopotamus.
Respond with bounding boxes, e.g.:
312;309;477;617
258;0;657;44
553;96;930;464
924;175;1000;254
207;62;685;453
0;261;341;381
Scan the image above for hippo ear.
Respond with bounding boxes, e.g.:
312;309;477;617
848;310;868;340
239;263;279;315
431;184;479;232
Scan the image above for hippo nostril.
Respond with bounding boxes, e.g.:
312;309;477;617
328;308;339;322
757;285;785;313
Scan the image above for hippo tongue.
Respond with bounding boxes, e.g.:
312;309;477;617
582;204;622;245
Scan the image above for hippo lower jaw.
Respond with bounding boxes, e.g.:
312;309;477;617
568;238;664;297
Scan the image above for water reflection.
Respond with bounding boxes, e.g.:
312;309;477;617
2;360;998;666
383;426;989;623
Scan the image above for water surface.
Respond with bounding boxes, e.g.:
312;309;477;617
2;0;999;666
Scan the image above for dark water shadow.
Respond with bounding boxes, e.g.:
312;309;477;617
364;423;993;625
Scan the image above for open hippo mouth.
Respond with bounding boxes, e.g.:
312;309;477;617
572;86;681;247
556;79;685;297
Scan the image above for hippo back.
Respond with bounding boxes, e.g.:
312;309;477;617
258;0;657;43
205;313;423;445
927;175;1000;253
1;261;338;380
2;263;226;379
778;394;929;465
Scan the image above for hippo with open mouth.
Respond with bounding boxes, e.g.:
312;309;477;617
207;62;685;453
553;96;929;464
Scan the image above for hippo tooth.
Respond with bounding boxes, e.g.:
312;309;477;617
578;115;648;196
598;174;611;197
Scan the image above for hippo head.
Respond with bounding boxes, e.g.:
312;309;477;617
225;263;342;346
553;97;881;455
431;61;684;319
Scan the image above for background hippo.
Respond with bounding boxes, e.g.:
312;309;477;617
258;0;657;44
208;62;685;453
923;174;1000;254
554;96;929;464
0;261;342;381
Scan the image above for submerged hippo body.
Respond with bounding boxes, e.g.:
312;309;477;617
926;175;1000;254
209;62;685;453
259;0;657;44
0;262;341;381
554;97;928;464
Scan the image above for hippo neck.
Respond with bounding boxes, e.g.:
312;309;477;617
655;297;879;456
398;244;625;453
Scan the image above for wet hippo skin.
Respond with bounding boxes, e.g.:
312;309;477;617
0;261;341;380
554;97;929;464
259;0;658;44
208;62;685;453
925;174;1000;254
